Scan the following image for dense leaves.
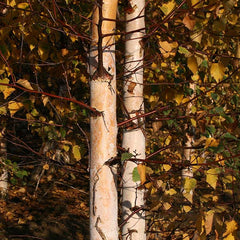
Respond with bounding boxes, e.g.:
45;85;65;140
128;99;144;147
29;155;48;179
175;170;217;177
0;0;240;239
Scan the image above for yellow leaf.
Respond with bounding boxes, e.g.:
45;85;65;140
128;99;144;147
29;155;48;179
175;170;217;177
160;0;176;15
206;168;220;189
223;233;235;240
182;233;190;240
187;55;198;74
17;3;29;9
42;95;49;106
43;164;49;170
0;106;7;115
183;192;193;203
7;0;16;7
72;145;81;161
17;79;33;90
191;30;202;43
3;87;15;99
210;63;225;83
159;41;172;58
205;210;214;235
165;135;172;145
205;137;219;148
137;164;146;185
223;220;238;237
165;188;177;196
183;177;197;193
163;202;171;210
190;118;197;127
8;101;24;117
0;78;9;92
183;205;191;213
151;62;157;69
163;164;171;171
174;93;184;105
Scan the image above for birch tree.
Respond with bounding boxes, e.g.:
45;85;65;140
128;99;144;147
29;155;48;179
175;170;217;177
121;0;146;239
89;0;118;239
0;128;7;198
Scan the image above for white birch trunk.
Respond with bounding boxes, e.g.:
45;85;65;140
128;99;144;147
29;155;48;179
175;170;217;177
89;1;118;239
122;0;146;239
0;128;7;198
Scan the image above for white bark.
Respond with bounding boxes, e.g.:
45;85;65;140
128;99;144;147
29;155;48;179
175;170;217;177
122;0;146;239
0;128;7;198
89;1;118;240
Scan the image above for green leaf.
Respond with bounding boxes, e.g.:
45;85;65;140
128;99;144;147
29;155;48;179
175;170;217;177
132;167;141;182
222;133;239;141
121;152;133;162
178;46;191;56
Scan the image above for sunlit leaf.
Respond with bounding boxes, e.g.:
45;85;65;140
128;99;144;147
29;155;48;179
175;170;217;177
3;87;15;99
163;164;171;171
8;101;24;117
205;210;214;235
183;177;197;193
72;145;81;161
17;79;33;90
187;55;198;74
160;0;176;15
165;188;177;195
183;15;195;30
223;220;238;237
137;164;146;185
206;168;220;189
0;78;9;92
183;205;191;212
210;63;225;83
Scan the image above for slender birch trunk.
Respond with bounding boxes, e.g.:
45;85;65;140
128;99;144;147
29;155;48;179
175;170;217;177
121;0;146;239
0;128;7;198
182;83;196;201
89;1;118;239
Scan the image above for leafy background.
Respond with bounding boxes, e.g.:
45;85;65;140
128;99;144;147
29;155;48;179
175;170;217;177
0;0;240;239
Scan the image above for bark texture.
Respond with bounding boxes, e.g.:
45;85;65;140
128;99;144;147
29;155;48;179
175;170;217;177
122;0;146;239
89;1;118;240
0;128;7;198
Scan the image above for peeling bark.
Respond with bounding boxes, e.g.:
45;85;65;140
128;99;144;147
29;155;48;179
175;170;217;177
89;1;118;239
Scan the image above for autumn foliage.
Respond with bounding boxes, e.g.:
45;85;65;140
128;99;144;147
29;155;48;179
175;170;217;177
0;0;240;239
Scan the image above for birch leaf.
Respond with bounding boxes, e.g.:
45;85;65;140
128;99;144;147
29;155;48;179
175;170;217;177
72;145;81;161
132;167;140;182
17;79;33;90
206;168;220;189
210;63;225;82
187;55;198;74
137;164;146;185
160;0;176;15
8;101;24;117
183;177;197;193
121;152;133;162
205;210;214;235
223;220;238;237
0;78;9;92
223;233;235;240
3;87;15;99
183;15;196;30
